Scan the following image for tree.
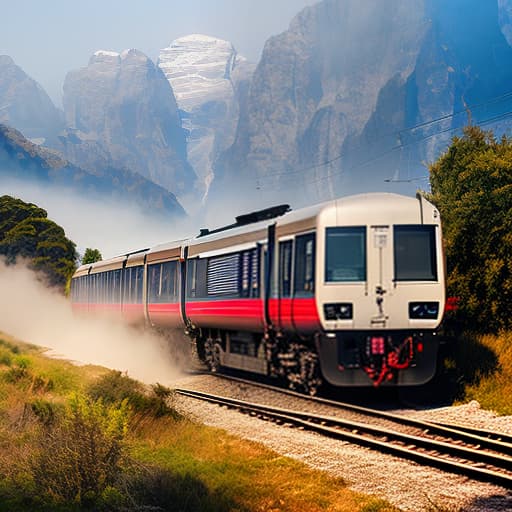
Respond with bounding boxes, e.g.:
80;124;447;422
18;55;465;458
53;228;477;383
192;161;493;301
428;126;512;331
82;248;102;264
0;195;78;289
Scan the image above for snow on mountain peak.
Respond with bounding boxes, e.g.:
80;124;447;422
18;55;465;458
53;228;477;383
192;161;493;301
157;34;246;111
93;50;120;58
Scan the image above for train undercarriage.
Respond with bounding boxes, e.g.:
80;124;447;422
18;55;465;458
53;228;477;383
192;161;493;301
190;328;323;395
189;327;440;392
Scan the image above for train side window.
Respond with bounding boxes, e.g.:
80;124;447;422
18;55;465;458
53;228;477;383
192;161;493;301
113;270;121;304
279;240;293;298
239;249;260;298
160;261;178;302
394;225;437;281
123;268;130;304
128;268;135;304
207;253;240;296
325;227;366;282
148;264;162;303
187;259;197;298
136;266;143;303
251;248;260;298
294;233;315;296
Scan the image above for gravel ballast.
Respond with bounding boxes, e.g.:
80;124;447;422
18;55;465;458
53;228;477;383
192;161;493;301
172;374;512;512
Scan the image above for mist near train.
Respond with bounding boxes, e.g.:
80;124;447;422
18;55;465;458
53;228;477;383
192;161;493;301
0;261;187;385
0;178;278;260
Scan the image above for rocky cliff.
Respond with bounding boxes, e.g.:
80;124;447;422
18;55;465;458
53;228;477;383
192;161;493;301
213;0;512;207
158;35;254;205
0;56;64;146
0;124;185;217
60;49;195;195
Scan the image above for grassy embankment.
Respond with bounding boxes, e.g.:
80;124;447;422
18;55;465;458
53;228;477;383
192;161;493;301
446;331;512;415
0;333;396;512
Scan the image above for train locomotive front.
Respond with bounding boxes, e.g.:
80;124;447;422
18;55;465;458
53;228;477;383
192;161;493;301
70;193;445;392
312;194;445;387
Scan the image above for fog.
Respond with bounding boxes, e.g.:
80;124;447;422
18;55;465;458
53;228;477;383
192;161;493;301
0;177;277;260
0;261;187;386
0;179;203;260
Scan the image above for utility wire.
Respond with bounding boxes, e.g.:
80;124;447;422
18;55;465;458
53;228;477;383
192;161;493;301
255;108;512;191
251;88;512;185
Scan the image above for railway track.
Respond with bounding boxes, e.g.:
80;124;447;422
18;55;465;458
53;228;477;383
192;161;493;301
176;376;512;488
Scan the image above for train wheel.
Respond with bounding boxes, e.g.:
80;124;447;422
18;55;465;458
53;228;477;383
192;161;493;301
286;347;322;396
204;337;222;372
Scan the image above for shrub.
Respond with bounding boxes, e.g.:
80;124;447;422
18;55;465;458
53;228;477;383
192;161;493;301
3;356;31;383
30;398;61;426
87;370;180;420
30;393;129;506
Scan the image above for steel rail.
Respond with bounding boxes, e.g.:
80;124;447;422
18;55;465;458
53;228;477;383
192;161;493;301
199;371;512;457
176;387;512;489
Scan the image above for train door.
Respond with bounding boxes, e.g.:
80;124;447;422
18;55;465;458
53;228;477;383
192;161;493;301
292;233;320;333
277;239;294;331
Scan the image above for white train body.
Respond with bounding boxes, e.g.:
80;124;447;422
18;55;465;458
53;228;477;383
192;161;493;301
71;193;445;391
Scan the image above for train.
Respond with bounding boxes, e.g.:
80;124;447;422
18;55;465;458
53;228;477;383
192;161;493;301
71;192;446;394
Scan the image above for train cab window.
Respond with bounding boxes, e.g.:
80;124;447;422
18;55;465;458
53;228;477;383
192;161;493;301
325;227;366;282
394;225;437;281
294;233;315;296
279;240;293;298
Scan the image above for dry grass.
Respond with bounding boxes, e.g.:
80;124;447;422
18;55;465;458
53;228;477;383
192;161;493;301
131;418;398;512
0;331;397;511
460;331;512;415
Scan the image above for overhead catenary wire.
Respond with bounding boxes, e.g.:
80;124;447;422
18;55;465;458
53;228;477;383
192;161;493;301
251;97;512;192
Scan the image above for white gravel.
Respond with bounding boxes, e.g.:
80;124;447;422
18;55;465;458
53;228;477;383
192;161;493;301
172;374;512;512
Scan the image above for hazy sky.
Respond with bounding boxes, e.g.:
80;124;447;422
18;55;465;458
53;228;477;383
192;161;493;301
0;0;316;106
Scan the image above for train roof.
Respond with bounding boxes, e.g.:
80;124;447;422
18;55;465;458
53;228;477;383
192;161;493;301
71;193;435;278
73;264;92;278
146;239;187;263
187;217;272;257
89;255;126;274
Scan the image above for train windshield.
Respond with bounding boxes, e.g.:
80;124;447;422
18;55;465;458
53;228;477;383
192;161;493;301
325;227;366;282
394;225;437;281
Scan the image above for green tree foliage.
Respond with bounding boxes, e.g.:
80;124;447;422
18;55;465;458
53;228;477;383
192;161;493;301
82;247;102;264
428;126;512;331
0;195;77;289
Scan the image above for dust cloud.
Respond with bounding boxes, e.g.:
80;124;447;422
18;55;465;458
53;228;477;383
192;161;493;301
0;261;188;386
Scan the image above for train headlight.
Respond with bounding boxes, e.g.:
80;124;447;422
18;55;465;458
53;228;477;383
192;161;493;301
324;303;353;320
409;302;439;319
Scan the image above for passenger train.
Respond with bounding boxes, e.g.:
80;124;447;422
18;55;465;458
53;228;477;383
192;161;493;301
71;193;445;393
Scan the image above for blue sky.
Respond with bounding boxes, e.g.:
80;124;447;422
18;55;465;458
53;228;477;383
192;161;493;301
0;0;316;106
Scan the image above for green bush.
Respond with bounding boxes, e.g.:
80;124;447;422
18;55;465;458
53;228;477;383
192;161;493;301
0;348;12;367
30;398;61;426
0;338;19;354
87;370;180;420
428;126;512;332
31;393;129;506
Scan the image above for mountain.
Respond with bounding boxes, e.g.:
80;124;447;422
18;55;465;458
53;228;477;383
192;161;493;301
59;49;195;195
0;124;185;217
0;56;64;146
158;35;254;204
212;0;512;207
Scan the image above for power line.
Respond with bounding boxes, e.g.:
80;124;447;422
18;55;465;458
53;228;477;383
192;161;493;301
254;108;512;192
251;88;512;185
